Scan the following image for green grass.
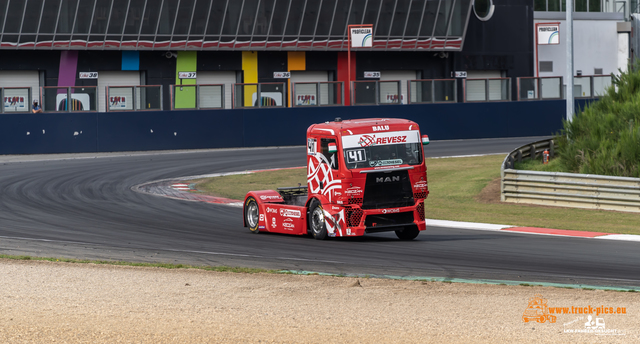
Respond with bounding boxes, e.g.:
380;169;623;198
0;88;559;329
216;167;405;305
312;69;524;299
514;155;570;172
192;168;306;200
188;155;640;235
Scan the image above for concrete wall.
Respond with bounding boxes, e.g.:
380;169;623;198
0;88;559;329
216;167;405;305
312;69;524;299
0;100;594;155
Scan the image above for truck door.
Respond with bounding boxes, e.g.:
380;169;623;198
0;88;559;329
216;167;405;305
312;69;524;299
307;137;340;199
319;138;339;171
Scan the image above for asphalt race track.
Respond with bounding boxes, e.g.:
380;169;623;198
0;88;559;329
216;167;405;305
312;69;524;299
1;136;639;289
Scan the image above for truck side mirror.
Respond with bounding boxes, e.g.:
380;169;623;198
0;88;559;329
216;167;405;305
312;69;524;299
422;135;430;145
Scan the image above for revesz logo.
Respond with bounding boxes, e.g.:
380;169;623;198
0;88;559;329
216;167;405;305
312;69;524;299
358;135;407;147
376;176;400;183
358;135;376;147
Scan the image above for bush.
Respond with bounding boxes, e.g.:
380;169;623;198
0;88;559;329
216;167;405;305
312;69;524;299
555;62;640;178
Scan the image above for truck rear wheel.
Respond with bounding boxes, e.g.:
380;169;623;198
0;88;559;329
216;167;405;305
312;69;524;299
244;197;260;233
395;225;420;240
308;199;328;240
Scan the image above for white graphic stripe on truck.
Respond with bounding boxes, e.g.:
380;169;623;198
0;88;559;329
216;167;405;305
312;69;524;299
307;153;341;203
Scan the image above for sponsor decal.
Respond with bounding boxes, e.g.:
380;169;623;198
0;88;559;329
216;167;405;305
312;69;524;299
283;218;295;229
307;138;317;155
414;180;428;189
258;225;266;229
260;195;282;201
376;176;400;183
342;130;420;149
382;208;400;214
372;125;389;131
370;159;403;167
334;191;342;196
332;206;341;210
337;200;344;204
280;208;302;218
345;186;363;196
358;135;407;147
374;165;401;170
259;214;264;221
271;217;277;228
266;207;278;214
109;96;127;109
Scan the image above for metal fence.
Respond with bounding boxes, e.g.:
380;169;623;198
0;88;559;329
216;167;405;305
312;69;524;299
352;80;405;105
233;82;287;108
573;75;612;98
292;81;344;107
408;79;457;103
501;139;640;213
106;85;163;112
42;86;98;112
464;78;511;102
170;84;225;110
517;77;564;101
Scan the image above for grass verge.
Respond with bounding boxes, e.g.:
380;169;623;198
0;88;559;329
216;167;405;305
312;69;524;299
187;155;640;235
0;254;274;274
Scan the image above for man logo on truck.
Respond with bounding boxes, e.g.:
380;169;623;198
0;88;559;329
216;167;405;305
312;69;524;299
376;176;400;183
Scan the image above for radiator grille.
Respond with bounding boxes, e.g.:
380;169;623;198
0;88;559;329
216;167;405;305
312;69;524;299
346;208;363;227
416;201;425;221
413;192;427;200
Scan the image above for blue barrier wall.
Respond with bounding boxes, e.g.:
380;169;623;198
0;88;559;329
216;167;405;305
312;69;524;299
0;99;594;154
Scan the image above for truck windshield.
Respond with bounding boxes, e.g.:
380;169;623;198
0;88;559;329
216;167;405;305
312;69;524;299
343;142;423;169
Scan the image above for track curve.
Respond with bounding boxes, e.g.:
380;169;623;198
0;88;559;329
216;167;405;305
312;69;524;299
1;136;639;288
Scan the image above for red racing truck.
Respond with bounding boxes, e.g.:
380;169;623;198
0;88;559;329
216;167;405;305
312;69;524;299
243;118;429;240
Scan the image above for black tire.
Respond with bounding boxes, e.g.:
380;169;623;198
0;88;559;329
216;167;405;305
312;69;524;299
244;197;260;234
308;199;328;240
395;225;420;240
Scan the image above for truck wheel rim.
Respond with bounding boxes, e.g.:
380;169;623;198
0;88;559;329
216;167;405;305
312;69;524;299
311;207;324;234
247;203;259;228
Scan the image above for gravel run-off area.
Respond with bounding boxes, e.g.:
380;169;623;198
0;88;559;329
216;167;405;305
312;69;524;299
0;259;637;343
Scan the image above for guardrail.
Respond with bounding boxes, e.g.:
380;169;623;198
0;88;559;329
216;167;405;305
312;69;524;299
501;139;640;213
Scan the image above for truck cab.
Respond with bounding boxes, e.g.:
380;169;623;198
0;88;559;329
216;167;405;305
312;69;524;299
244;118;429;240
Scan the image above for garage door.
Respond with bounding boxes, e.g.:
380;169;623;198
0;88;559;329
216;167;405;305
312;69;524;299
0;71;39;112
98;71;141;112
380;70;417;104
465;70;504;101
290;71;329;106
197;71;236;109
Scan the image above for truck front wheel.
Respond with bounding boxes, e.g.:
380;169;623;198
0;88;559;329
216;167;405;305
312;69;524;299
244;197;260;233
308;200;328;240
395;225;420;240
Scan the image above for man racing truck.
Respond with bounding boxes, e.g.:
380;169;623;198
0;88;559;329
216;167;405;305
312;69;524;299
243;118;429;240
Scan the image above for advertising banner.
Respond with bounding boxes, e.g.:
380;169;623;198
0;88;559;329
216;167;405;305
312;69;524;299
537;24;559;45
350;27;373;48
